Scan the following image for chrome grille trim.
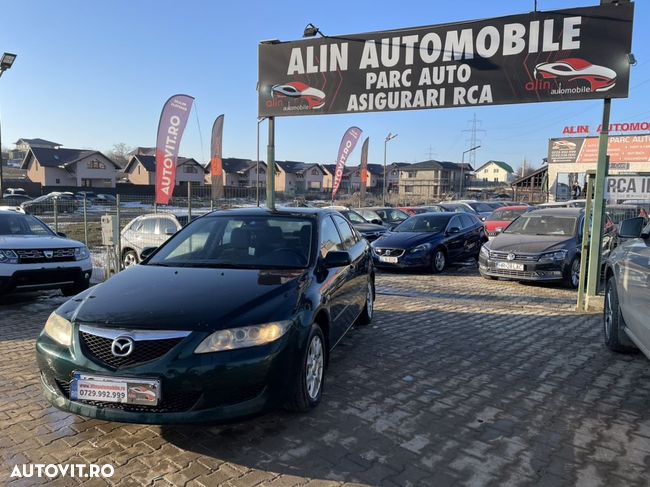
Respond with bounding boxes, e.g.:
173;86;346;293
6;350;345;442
373;248;405;257
78;325;191;341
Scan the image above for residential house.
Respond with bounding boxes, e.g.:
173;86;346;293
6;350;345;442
124;155;206;186
204;158;267;187
10;138;62;166
22;147;119;188
398;160;471;198
127;147;156;157
322;162;405;194
275;161;326;193
474;160;515;183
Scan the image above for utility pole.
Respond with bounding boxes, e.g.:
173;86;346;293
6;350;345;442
383;132;398;205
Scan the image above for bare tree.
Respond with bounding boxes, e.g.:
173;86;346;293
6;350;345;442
106;143;132;168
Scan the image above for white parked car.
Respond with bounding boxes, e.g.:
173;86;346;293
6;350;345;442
0;209;92;295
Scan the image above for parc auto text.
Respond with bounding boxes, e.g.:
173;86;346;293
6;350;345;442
285;16;583;111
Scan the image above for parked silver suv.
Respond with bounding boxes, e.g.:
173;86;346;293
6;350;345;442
603;216;650;357
120;213;199;267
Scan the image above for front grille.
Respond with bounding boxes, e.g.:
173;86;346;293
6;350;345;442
374;248;405;257
55;379;201;413
16;248;76;263
79;331;184;370
489;250;538;261
490;268;537;278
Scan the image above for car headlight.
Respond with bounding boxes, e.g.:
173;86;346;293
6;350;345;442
0;250;18;264
43;312;72;347
539;250;568;261
194;320;292;353
74;246;90;261
409;243;431;254
480;245;490;258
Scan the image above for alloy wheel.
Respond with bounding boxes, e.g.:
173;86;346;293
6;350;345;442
366;282;374;319
123;253;137;268
305;335;324;400
434;251;446;272
604;287;613;341
571;258;580;287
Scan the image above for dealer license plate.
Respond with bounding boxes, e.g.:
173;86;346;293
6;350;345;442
379;256;398;263
496;262;524;271
70;372;160;406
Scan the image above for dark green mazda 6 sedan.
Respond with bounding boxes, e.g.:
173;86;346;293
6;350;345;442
36;208;374;424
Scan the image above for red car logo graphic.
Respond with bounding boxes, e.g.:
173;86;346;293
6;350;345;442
534;58;617;93
271;82;326;109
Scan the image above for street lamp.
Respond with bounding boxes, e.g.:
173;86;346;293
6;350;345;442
256;117;266;207
0;52;17;196
303;23;325;38
460;145;480;198
383;132;398;205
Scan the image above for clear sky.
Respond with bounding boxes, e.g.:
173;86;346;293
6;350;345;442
0;0;648;172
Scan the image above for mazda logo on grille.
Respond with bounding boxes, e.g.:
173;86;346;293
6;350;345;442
43;250;53;258
507;253;516;261
111;336;134;357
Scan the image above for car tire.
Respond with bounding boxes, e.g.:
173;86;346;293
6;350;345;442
356;279;374;326
285;324;325;413
431;248;446;274
604;277;637;354
564;255;581;289
61;279;90;297
122;250;139;268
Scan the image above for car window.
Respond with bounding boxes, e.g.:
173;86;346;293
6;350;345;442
342;210;367;224
140;219;156;234
320;216;344;257
448;216;462;230
459;214;474;229
127;217;143;232
157;218;178;235
150;215;315;269
505;215;578;236
394;214;451;233
332;215;357;249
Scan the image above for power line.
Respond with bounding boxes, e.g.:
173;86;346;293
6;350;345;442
462;114;486;168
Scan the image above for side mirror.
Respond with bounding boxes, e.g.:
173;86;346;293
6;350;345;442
618;217;645;239
164;227;176;236
323;251;351;268
140;247;157;260
447;227;461;234
371;219;383;225
56;232;67;238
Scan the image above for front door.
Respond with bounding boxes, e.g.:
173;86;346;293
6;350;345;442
618;230;650;348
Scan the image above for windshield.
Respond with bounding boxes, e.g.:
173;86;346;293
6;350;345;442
394;214;452;233
467;202;494;213
504;214;578;236
376;208;408;222
358;209;382;221
441;204;469;213
148;215;315;269
340;210;368;224
0;213;54;236
489;209;526;222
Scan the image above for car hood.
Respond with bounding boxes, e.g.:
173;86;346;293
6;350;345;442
57;265;308;331
372;231;441;249
0;235;84;249
353;223;387;234
487;233;576;254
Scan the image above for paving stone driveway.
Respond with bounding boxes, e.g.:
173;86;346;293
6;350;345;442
2;266;650;486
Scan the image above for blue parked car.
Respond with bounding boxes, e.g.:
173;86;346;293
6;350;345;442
370;212;487;273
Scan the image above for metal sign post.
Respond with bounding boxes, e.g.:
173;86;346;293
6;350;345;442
585;99;611;309
577;171;595;312
266;117;276;210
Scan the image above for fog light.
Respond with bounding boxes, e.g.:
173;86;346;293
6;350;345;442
84;272;90;279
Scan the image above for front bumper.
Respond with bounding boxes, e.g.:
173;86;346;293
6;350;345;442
36;323;300;424
0;261;92;292
478;254;567;282
372;251;429;269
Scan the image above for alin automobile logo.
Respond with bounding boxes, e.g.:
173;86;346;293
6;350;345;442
528;58;617;94
552;140;577;150
268;82;326;110
111;336;134;357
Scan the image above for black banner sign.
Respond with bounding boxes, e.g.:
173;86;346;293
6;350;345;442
258;3;634;117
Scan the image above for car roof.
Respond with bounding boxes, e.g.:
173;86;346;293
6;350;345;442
204;207;330;218
491;205;530;211
526;207;584;216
